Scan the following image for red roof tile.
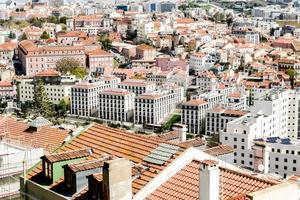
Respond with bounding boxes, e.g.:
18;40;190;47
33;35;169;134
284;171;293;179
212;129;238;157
0;116;69;152
146;160;278;200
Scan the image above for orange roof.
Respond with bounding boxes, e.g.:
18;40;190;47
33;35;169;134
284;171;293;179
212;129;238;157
228;92;242;98
204;144;234;156
86;48;112;57
57;31;87;38
182;99;207;106
35;69;60;77
0;116;69;152
137;44;155;51
0;81;12;87
175;18;194;24
26;123;185;193
146;160;277;200
0;41;17;51
100;88;133;96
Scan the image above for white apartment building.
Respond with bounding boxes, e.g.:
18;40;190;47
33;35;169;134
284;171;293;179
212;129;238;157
252;138;300;178
223;92;248;110
70;81;108;117
17;71;76;105
181;99;208;134
98;88;135;123
250;89;289;137
205;107;248;136
135;85;183;125
118;79;156;95
287;90;300;139
232;29;260;44
189;52;210;72
220;89;290;173
102;75;121;88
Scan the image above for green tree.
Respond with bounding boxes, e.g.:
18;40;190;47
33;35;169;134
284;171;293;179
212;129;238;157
56;57;81;74
40;31;50;39
48;16;59;24
59;16;67;24
98;34;112;50
20;33;27;41
8;31;16;39
57;99;68;116
72;66;87;79
56;57;87;79
34;79;54;117
185;40;196;52
286;69;299;88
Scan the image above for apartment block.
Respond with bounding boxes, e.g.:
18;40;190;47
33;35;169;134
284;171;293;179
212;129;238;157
98;88;135;123
118;79;156;95
70;81;108;117
135;85;183;125
205;107;248;136
17;69;76;105
181;99;208;134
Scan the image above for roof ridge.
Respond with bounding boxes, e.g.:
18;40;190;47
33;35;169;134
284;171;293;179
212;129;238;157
219;166;279;185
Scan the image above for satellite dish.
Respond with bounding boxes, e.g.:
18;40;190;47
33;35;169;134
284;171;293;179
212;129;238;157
258;164;264;172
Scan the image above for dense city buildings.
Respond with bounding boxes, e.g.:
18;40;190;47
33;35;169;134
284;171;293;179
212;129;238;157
1;0;300;198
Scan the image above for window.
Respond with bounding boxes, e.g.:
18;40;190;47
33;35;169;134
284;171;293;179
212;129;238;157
284;158;287;162
241;138;245;142
241;160;244;164
241;146;244;150
275;157;279;161
284;166;287;170
234;137;237;141
225;137;228;140
234;159;237;163
293;160;296;164
241;153;244;157
275;165;278;169
277;149;280;153
293;167;296;171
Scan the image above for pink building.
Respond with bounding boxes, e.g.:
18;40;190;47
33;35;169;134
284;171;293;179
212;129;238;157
86;48;114;73
156;57;188;71
18;40;86;76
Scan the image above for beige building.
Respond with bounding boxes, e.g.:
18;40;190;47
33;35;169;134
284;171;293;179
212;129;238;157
18;40;86;76
136;44;157;61
17;69;76;105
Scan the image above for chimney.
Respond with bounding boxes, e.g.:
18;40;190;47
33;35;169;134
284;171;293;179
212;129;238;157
172;123;187;142
102;158;132;200
199;160;219;200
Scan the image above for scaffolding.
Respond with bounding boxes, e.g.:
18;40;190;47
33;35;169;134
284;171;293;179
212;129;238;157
0;116;44;199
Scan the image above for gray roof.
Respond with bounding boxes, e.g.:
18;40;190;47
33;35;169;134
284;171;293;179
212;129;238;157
29;117;52;128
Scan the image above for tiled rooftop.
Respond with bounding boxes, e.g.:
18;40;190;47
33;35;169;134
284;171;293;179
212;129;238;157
43;148;91;163
0;116;69;152
145;160;277;200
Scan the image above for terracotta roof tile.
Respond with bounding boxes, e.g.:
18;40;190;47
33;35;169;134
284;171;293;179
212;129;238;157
204;145;234;156
43;148;91;163
182;99;207;106
146;160;278;200
0;116;69;152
